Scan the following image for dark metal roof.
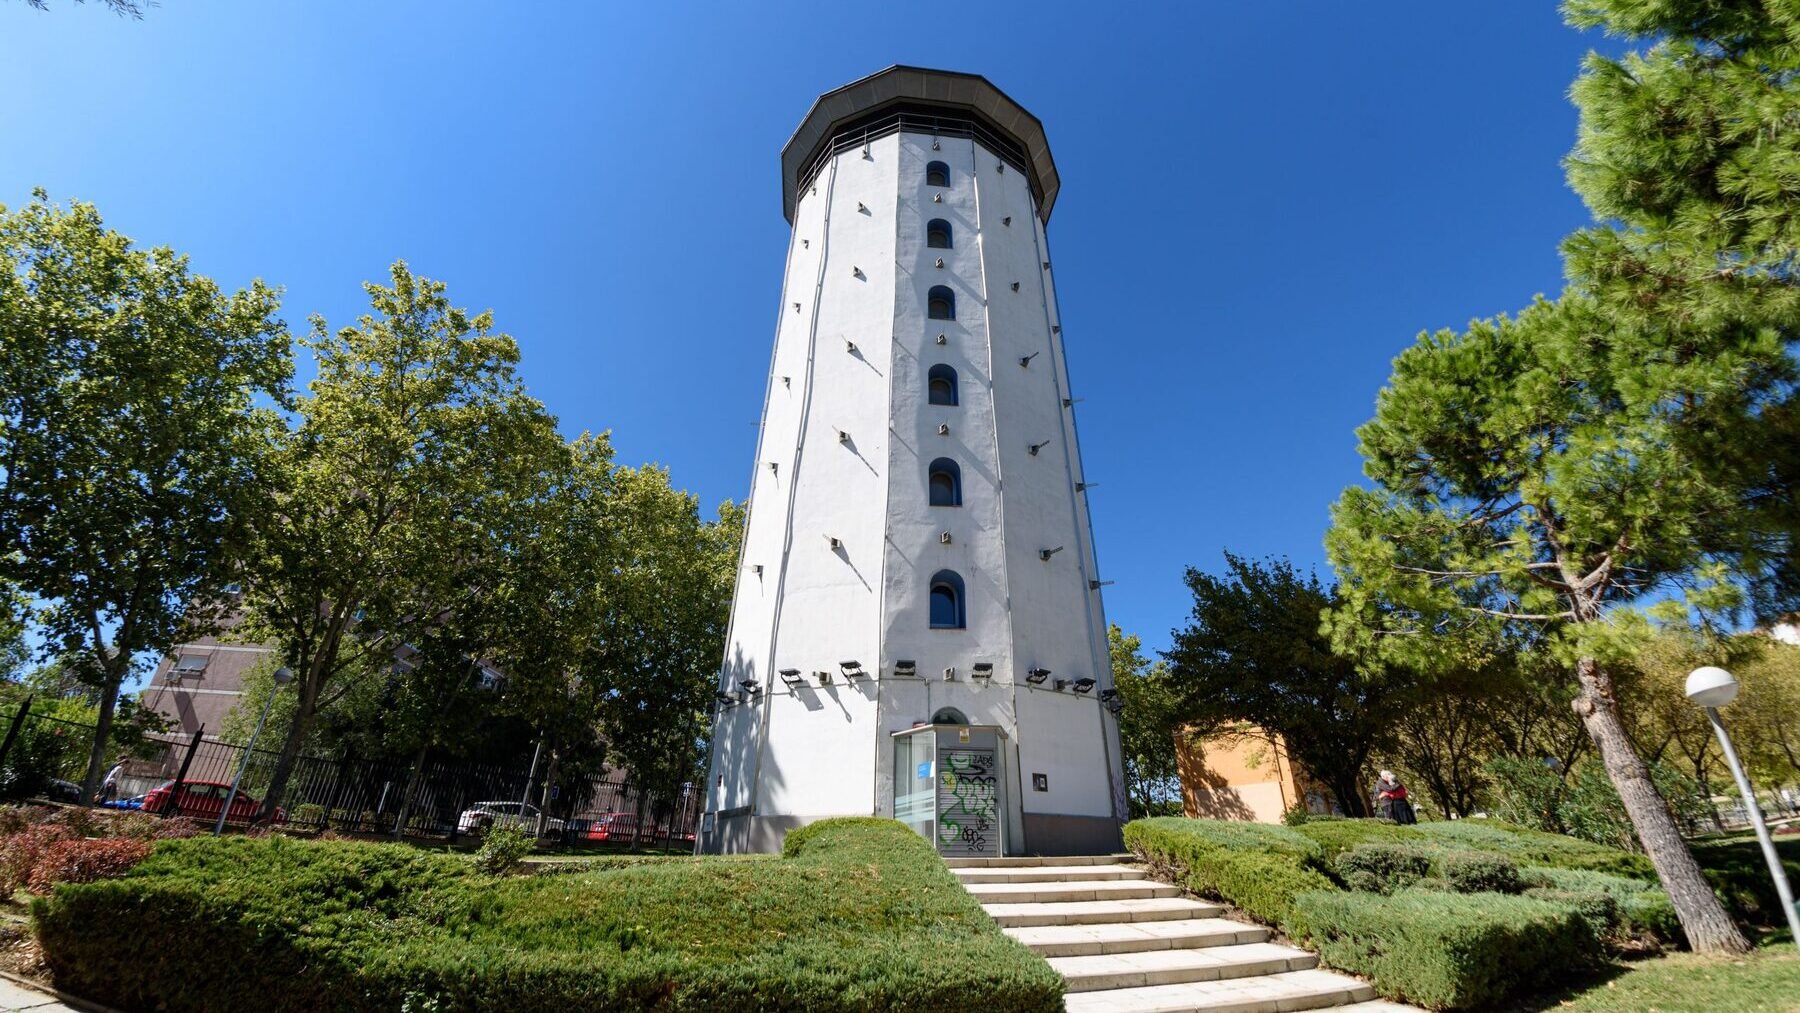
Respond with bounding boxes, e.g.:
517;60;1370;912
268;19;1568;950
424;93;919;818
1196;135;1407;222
780;65;1060;224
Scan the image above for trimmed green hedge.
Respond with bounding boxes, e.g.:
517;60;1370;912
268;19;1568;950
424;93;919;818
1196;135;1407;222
1285;889;1602;1009
1412;818;1656;879
1123;817;1334;924
34;818;1062;1012
1524;866;1680;943
1292;818;1421;864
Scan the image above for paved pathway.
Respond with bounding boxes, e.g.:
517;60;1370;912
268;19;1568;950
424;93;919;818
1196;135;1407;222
0;976;79;1013
952;853;1418;1013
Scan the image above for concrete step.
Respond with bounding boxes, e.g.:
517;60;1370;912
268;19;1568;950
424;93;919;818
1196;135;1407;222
982;896;1223;927
966;879;1182;904
954;863;1148;884
1003;918;1268;957
946;853;1134;868
1049;942;1318;993
1060;968;1377;1013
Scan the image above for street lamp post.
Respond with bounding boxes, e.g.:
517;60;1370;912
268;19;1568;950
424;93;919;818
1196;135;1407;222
1686;665;1800;951
214;666;293;836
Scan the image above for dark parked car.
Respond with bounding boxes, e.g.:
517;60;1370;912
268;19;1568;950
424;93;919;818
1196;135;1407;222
44;778;83;804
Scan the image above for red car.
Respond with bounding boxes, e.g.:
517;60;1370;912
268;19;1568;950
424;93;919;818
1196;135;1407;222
140;780;286;824
582;812;695;843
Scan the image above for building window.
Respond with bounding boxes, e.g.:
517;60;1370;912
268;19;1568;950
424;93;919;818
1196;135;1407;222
929;570;966;629
927;285;955;321
926;161;950;188
173;655;208;675
926;218;952;249
933;707;969;725
927;364;958;406
928;458;962;507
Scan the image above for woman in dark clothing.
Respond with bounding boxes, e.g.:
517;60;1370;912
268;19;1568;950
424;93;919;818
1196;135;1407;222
1374;769;1417;824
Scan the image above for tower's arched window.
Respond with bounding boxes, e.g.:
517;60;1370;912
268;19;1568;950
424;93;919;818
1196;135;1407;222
926;161;950;188
927;364;958;406
933;707;969;726
926;219;952;249
929;570;966;629
928;458;962;507
927;285;955;321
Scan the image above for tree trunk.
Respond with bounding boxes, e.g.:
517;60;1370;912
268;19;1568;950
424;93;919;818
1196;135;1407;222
80;669;125;804
392;743;431;840
1573;657;1749;954
1327;772;1370;818
258;671;320;820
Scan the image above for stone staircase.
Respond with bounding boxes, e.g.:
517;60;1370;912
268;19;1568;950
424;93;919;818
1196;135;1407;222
950;854;1414;1013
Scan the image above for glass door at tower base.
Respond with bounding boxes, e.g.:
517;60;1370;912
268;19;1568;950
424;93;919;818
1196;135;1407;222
893;728;936;842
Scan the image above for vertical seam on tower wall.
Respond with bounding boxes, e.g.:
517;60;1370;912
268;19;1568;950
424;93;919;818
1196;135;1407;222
874;133;901;819
702;141;809;828
747;153;840;819
1034;212;1125;825
970;133;1019;855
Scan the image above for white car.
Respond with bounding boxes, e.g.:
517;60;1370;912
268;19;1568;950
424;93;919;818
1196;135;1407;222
456;801;566;837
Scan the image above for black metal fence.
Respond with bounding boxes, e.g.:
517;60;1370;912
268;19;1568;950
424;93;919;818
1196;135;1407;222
134;733;701;845
0;699;699;847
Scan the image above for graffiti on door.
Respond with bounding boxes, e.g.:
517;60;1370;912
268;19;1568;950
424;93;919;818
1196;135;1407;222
936;747;999;856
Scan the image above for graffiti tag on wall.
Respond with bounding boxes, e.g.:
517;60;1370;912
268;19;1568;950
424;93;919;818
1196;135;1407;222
936;748;999;857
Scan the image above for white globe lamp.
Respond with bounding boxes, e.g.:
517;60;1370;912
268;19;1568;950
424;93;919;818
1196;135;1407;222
1684;665;1739;709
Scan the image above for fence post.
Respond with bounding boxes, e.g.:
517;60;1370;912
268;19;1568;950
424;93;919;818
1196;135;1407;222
161;726;205;818
0;696;34;777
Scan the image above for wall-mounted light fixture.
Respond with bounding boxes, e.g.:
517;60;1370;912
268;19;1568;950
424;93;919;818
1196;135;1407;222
1072;677;1096;695
767;462;779;475
1076;481;1096;492
779;668;804;686
943;667;956;681
1011;282;1020;292
1002;216;1012;227
1020;352;1039;368
816;670;832;686
1089;579;1115;590
752;564;764;577
1054;678;1069;692
1099;688;1119;703
937;423;950;436
1105;697;1124;715
1051;325;1061;334
794;302;802;313
1025;668;1050;685
996;162;1005;174
852;266;864;279
972;663;994;680
1042;261;1051;270
932;193;942;202
841;660;868;678
857;201;868;212
826;535;842;550
935;258;945;269
715;691;736;706
1064;397;1083;408
837;429;850;443
1028;440;1049;456
935;333;947;345
780;375;791;387
740;679;762;695
892;659;917;678
940;531;952;544
931;138;940;150
846;339;858;353
1039;546;1064;561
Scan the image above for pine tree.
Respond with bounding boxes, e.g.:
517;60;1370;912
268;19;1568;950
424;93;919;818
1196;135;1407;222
1325;1;1799;953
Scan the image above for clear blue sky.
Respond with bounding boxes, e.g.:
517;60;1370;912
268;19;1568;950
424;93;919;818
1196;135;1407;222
1;2;1620;656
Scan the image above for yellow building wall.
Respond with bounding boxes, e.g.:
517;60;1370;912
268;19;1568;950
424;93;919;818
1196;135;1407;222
1174;724;1324;824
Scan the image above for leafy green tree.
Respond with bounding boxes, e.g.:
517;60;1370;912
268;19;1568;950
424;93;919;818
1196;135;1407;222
1108;625;1181;818
585;470;741;817
1325;0;1800;954
0;192;290;803
241;261;569;819
1166;554;1421;818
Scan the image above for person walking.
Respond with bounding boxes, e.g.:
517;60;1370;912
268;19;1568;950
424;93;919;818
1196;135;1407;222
1374;769;1416;825
99;758;127;804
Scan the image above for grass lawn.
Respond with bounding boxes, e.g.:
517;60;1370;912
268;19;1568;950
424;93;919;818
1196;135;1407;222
1519;944;1800;1012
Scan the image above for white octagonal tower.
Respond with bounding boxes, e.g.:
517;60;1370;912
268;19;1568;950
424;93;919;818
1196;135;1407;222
700;66;1123;857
